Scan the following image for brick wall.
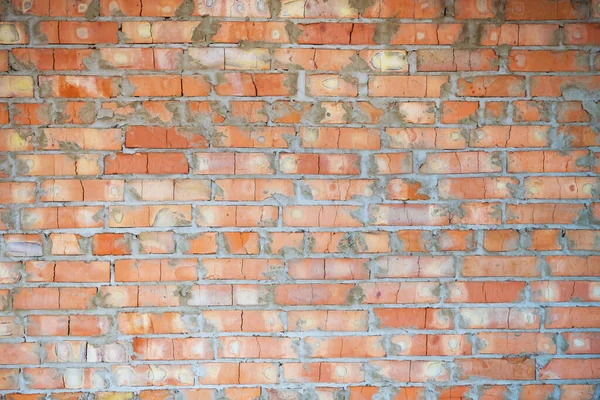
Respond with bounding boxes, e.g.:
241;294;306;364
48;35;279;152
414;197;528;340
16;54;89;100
0;0;599;398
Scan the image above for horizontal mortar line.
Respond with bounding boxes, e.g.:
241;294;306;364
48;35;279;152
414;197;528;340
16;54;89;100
6;280;600;288
5;355;600;369
2;15;597;21
2;225;598;232
5;329;600;341
2;330;598;340
0;304;587;313
1;42;597;48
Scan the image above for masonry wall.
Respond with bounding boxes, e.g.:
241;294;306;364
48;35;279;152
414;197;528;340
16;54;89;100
0;0;599;398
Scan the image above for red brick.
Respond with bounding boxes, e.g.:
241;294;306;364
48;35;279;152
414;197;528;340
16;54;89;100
0;4;597;394
58;22;118;44
456;358;535;380
40;76;120;98
505;0;587;20
417;49;498;71
127;75;182;97
457;76;525;97
369;76;448;97
508;50;589;72
297;23;353;45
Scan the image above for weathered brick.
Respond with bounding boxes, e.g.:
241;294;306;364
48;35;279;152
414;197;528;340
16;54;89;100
0;1;597;394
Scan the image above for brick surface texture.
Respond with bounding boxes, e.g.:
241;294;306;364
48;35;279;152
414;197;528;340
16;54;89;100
0;0;599;398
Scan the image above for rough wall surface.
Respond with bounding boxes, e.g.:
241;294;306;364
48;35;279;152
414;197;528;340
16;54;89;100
0;0;599;398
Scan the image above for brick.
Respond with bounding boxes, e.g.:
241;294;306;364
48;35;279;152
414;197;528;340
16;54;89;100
460;308;540;329
513;100;550;122
546;307;600;329
99;0;141;16
530;76;600;97
456;358;535;380
141;0;191;16
283;206;361;227
13;288;59;310
564;24;600;45
524;177;599;199
454;0;498;19
374;308;427;329
93;233;131;255
446;281;525;303
40;76;120;98
283;362;363;383
58;22;118;44
470;126;551;148
25;367;107;389
547;256;600;277
506;203;583;225
214;126;292;148
373;154;413;174
518;24;560;45
16;154;101;176
197;205;276;227
420;151;499;174
54;49;95;70
11;49;54;71
54;261;110;282
417;49;498;71
99;48;154;69
0;2;597;394
539;359;600;380
0;103;7;124
505;0;587;20
288;310;368;332
557;101;590;122
364;0;444;18
462;256;540;277
213;22;289;44
128;75;182;97
0;22;28;44
0;343;41;364
0;369;18;390
508;50;589;72
308;74;357;97
0;51;6;71
0;76;34;97
11;103;53;125
532;280;600;302
438;177;518;199
0;182;36;204
398;102;436;124
440;101;479;123
112;365;194;386
297;23;353;45
289;258;367;280
359;50;408;72
562;126;600;147
483;230;520;252
108;205;191;228
34;21;59;43
59;287;97;310
428;335;472;357
388;128;466;149
27;315;68;336
41;128;121;151
370;204;448;226
456;204;501;228
456;76;525;97
368;76;448;97
373;256;455;278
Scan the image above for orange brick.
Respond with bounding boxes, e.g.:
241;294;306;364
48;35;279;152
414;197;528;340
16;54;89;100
39;76;120;98
0;4;598;395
